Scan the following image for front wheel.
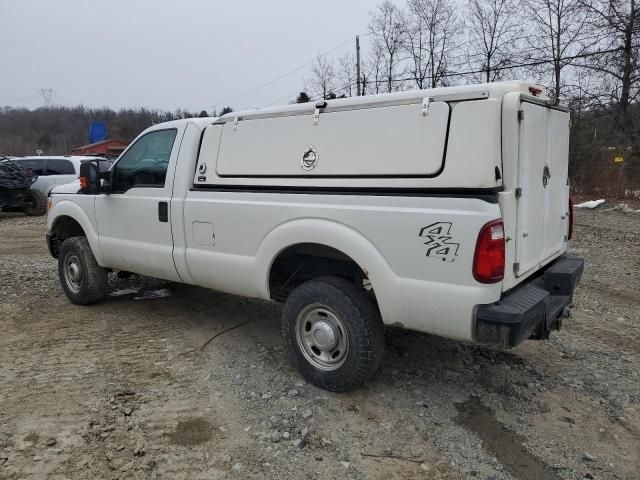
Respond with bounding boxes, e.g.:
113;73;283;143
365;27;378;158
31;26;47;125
58;237;108;305
282;276;385;392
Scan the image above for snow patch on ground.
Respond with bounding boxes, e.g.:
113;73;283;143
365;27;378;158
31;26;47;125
575;199;605;209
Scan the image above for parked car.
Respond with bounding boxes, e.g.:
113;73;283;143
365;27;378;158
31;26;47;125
0;158;39;215
46;81;583;392
11;156;111;215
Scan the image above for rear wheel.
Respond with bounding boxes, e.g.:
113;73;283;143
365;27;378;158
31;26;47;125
58;237;108;305
23;189;47;216
282;276;385;392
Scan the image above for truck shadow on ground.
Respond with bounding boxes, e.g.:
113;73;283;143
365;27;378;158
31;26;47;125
102;275;548;404
104;275;532;376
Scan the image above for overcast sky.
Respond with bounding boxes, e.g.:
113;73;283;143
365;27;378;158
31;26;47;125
0;0;390;112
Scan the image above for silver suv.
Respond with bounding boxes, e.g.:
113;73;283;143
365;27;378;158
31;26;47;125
12;156;111;215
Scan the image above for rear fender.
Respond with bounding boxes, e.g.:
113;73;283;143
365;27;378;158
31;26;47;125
256;218;396;318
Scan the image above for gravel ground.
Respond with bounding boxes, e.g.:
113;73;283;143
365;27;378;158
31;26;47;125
0;209;638;480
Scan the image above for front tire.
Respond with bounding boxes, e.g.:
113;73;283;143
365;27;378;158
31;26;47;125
282;276;385;392
58;237;108;305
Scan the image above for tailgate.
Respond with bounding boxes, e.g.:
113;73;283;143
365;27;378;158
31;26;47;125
514;100;570;278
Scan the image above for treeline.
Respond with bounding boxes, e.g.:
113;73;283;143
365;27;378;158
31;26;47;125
0;106;226;156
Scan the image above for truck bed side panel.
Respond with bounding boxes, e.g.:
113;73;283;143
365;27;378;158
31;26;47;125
182;192;502;341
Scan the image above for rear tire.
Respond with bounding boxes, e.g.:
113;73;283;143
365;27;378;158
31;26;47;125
58;237;108;305
282;276;385;392
23;189;47;216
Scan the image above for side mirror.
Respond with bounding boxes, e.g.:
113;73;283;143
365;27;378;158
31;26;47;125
79;161;101;194
99;169;112;193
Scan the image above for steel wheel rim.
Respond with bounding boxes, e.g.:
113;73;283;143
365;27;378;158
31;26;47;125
295;304;349;371
63;253;82;293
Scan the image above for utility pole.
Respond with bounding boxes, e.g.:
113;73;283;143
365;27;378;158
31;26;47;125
356;35;361;96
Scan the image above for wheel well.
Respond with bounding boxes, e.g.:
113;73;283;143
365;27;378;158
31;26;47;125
268;243;372;302
52;216;86;239
49;216;86;257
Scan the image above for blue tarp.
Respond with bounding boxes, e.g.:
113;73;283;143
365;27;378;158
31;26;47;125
89;121;107;144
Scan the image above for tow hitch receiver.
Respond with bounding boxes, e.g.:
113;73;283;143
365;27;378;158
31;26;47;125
474;255;584;348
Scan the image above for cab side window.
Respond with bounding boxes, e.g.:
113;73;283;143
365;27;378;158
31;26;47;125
111;129;177;193
47;159;75;175
17;159;47;175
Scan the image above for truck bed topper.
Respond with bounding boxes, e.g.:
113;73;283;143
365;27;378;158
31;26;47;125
194;81;546;189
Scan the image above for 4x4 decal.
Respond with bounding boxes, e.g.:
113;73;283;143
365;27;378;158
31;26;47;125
419;222;460;262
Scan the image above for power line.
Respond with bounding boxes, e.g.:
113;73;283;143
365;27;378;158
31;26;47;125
262;92;301;107
386;45;638;84
214;35;359;108
264;81;358;108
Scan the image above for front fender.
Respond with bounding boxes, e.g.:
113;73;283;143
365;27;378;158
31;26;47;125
47;196;104;265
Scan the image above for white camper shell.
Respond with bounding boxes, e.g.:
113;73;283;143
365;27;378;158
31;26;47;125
196;85;500;188
47;81;583;392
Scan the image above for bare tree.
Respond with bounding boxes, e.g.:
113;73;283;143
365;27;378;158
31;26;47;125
578;0;639;113
337;52;357;97
369;1;406;92
362;41;386;95
407;0;459;88
576;0;639;168
305;54;337;100
522;0;594;101
404;8;430;88
464;0;522;82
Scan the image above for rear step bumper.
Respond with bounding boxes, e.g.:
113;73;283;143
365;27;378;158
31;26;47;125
474;255;584;348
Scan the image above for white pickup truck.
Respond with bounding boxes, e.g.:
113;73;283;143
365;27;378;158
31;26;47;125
46;81;583;392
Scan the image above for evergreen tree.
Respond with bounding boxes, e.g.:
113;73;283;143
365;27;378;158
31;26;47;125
296;92;311;103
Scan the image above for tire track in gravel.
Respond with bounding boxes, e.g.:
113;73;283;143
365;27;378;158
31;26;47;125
455;397;560;480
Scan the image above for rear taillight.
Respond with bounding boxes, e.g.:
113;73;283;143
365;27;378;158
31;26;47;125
473;219;505;283
568;197;574;240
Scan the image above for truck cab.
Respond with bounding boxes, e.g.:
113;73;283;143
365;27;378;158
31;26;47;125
46;81;583;392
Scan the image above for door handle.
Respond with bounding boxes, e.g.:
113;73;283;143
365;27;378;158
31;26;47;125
158;201;168;222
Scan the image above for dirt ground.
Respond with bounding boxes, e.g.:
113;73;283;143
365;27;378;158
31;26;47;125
0;208;638;480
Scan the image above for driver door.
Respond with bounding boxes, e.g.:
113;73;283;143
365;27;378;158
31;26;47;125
95;127;183;281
